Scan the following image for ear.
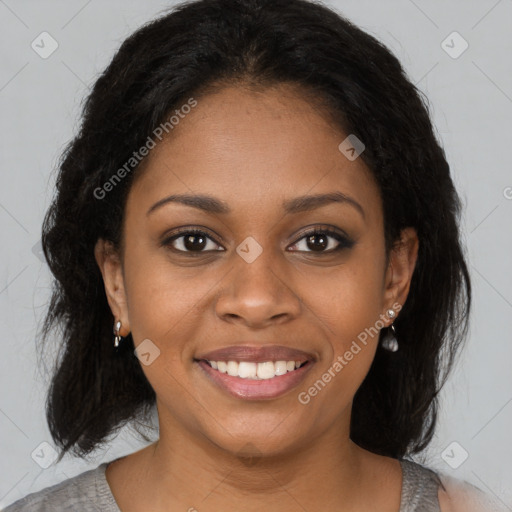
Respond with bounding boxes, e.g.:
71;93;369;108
382;227;419;318
94;238;130;336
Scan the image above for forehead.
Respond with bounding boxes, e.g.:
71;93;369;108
127;84;381;224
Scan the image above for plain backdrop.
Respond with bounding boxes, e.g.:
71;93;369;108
1;0;511;509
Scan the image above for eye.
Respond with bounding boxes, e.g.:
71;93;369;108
288;226;354;253
162;225;354;255
164;229;224;253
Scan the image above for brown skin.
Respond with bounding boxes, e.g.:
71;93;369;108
94;84;419;512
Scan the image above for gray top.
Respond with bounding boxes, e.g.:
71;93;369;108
2;458;441;511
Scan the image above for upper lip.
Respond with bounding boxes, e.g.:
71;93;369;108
195;344;316;364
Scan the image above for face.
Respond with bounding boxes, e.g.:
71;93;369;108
95;84;418;458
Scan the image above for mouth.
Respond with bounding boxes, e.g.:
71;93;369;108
193;344;316;400
198;359;309;379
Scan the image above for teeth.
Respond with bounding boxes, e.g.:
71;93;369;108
257;361;275;379
238;362;257;379
205;360;304;379
227;361;239;377
274;361;288;376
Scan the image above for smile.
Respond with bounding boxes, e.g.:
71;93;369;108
195;359;314;400
205;359;307;379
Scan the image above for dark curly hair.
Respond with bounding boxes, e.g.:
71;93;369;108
40;0;471;464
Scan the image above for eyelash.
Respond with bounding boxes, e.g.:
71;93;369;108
162;226;354;255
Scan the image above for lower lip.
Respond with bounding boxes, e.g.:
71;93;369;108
195;360;314;400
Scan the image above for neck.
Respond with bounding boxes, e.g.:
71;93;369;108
136;408;371;511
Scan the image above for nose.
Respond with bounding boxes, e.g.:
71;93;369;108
215;249;302;329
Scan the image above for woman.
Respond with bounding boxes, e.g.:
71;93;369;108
4;0;505;510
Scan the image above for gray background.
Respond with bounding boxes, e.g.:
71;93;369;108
1;0;511;508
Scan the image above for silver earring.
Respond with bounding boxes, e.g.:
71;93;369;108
113;320;122;348
381;309;399;352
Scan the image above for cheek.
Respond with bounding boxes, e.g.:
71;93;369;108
121;252;209;398
307;259;385;345
300;250;386;395
122;245;226;358
299;268;383;410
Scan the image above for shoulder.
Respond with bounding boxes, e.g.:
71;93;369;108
2;463;118;512
399;459;508;512
399;458;443;510
437;473;509;512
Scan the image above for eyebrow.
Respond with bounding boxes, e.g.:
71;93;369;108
146;191;365;219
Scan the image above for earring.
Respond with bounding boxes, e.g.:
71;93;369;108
113;320;122;348
381;324;399;352
381;309;399;352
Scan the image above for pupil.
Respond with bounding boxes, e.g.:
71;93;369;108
185;234;206;251
307;233;327;251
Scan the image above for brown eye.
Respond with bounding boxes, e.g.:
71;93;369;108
182;233;207;251
165;229;223;253
305;233;329;251
289;228;354;253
